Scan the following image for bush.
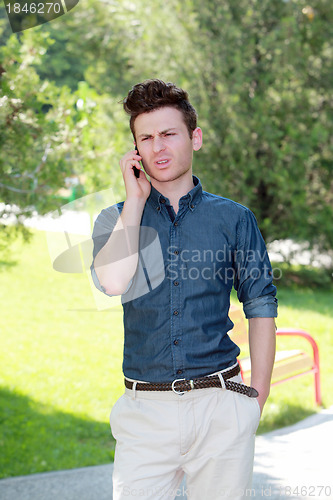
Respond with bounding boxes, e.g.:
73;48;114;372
272;262;333;290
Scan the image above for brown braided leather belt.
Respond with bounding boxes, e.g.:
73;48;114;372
124;364;259;398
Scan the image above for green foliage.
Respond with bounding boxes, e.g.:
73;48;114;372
272;261;333;290
0;29;78;217
184;0;333;250
0;223;31;259
1;0;332;251
0;24;125;247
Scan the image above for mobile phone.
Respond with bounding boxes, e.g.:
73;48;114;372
133;166;140;178
133;149;141;178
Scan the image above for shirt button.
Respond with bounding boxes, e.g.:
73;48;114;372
173;281;179;286
173;310;179;316
174;222;178;226
174;250;179;255
156;206;161;212
190;204;194;209
173;340;179;345
177;369;183;374
160;198;166;204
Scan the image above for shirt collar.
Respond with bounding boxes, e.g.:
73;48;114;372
148;175;202;212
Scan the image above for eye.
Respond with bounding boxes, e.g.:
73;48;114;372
165;133;176;137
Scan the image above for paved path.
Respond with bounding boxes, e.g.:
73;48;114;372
251;406;333;499
1;406;332;500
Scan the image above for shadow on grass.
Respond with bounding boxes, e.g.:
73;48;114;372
0;387;115;479
257;403;316;435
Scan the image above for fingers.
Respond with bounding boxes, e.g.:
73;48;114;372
120;150;142;175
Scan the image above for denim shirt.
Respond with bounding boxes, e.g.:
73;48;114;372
91;175;277;383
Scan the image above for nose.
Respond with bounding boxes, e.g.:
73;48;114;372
152;136;165;153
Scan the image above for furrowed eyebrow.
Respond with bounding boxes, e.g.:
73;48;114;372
160;128;177;135
138;128;177;139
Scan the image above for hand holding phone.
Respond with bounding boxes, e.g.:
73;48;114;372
119;148;150;202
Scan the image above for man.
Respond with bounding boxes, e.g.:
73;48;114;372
91;79;278;500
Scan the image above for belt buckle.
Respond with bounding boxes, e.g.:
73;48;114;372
171;378;186;395
171;378;195;395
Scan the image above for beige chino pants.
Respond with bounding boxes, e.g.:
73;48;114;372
110;369;261;500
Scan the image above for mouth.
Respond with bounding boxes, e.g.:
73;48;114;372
154;159;170;168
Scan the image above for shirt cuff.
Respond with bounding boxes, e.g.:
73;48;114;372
243;295;278;319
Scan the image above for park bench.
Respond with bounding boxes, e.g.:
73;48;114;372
229;304;322;405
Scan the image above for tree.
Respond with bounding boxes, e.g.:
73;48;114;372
179;0;333;251
1;0;332;252
0;30;76;221
0;25;125;249
50;0;332;250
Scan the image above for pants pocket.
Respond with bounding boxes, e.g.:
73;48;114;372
232;374;261;434
110;393;126;435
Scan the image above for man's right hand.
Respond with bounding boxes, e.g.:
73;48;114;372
94;150;150;296
120;150;151;202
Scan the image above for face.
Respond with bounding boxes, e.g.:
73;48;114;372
133;107;202;185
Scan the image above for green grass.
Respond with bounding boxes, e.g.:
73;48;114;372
0;230;124;478
1;230;333;477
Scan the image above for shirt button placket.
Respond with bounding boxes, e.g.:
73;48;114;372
170;218;183;376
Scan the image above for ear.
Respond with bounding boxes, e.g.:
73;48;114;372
192;127;202;152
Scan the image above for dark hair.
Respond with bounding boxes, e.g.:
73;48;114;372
123;79;198;139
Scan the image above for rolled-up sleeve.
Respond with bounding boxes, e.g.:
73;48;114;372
233;209;278;319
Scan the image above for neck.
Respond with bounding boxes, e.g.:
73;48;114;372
151;171;194;214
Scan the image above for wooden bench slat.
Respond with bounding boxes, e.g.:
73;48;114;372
237;352;313;384
272;353;313;382
274;349;302;362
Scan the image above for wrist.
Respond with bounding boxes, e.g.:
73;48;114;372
124;197;146;215
125;196;147;210
121;197;146;228
253;385;270;398
251;379;270;398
